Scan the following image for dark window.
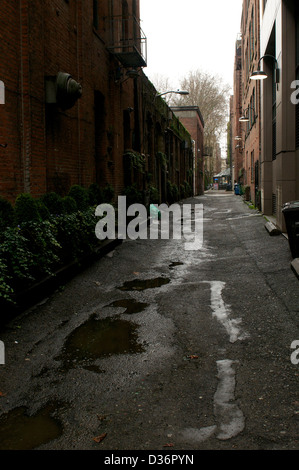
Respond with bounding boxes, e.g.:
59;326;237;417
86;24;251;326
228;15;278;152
93;0;99;29
296;4;299;148
272;60;277;160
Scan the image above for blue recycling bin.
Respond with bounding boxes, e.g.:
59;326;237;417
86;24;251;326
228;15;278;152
234;183;240;195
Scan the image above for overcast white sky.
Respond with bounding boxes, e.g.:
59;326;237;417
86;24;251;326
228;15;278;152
140;0;243;92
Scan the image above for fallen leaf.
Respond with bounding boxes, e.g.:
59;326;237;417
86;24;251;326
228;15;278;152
0;392;6;397
97;415;107;422
93;433;107;443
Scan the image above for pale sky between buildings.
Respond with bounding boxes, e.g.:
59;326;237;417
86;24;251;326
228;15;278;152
140;0;243;157
140;0;243;92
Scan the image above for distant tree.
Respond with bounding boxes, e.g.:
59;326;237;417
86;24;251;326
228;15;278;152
149;74;175;104
172;70;231;147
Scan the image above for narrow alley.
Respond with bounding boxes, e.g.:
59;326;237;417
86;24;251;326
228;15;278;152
0;191;298;452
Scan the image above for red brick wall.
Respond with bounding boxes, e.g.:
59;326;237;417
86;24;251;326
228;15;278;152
0;0;192;206
0;0;138;203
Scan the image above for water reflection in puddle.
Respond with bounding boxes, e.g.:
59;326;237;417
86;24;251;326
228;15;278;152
57;315;144;367
0;403;63;450
118;277;170;291
105;298;148;315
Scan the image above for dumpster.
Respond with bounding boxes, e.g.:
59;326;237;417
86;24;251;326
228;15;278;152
282;201;299;259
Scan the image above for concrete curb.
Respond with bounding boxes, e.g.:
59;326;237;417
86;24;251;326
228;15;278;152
265;221;281;236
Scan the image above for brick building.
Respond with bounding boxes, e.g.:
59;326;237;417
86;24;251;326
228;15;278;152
257;0;299;230
232;0;299;230
240;0;261;207
0;0;193;206
170;106;205;196
231;36;244;186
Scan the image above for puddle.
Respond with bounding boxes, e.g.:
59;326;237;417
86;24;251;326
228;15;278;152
57;315;144;367
105;298;148;315
169;262;184;269
0;403;63;450
118;277;170;291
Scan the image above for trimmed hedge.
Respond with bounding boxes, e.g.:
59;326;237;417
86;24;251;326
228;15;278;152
0;184;113;307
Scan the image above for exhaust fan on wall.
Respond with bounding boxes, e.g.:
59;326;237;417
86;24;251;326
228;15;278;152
45;72;82;110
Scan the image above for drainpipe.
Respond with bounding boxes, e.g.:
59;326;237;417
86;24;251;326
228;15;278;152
192;139;195;196
76;1;82;185
0;80;4;104
19;0;31;193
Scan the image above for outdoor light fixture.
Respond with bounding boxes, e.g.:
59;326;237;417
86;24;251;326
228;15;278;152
250;54;280;83
239;106;256;122
155;90;189;99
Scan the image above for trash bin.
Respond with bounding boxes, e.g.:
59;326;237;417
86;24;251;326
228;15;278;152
234;183;240;195
282;201;299;259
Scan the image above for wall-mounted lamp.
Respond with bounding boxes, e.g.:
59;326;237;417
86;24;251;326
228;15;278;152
239;106;256;122
250;54;280;83
115;68;140;84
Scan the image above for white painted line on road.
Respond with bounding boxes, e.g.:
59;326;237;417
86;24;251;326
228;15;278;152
181;360;245;443
214;359;245;440
226;213;261;220
206;281;249;343
214;209;232;215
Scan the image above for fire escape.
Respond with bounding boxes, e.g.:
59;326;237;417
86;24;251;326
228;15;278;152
106;15;147;69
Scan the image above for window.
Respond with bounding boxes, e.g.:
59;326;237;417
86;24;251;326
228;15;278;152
272;60;277;160
251;151;254;183
249;8;255;61
93;0;99;29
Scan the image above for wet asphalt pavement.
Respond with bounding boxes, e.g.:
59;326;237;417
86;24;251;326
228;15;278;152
0;191;299;453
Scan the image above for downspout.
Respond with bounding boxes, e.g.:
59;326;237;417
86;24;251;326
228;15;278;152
192;139;195;196
19;0;30;193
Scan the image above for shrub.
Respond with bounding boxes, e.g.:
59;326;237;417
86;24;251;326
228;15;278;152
68;185;89;211
184;180;192;198
0;206;100;305
149;186;159;204
18;221;62;283
102;183;115;203
180;184;186;200
0;196;15;231
167;181;179;204
14;193;41;225
1;226;36;292
54;207;97;264
122;184;143;206
0;255;14;304
36;200;51;221
88;183;103;206
62;195;77;214
41;192;64;215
